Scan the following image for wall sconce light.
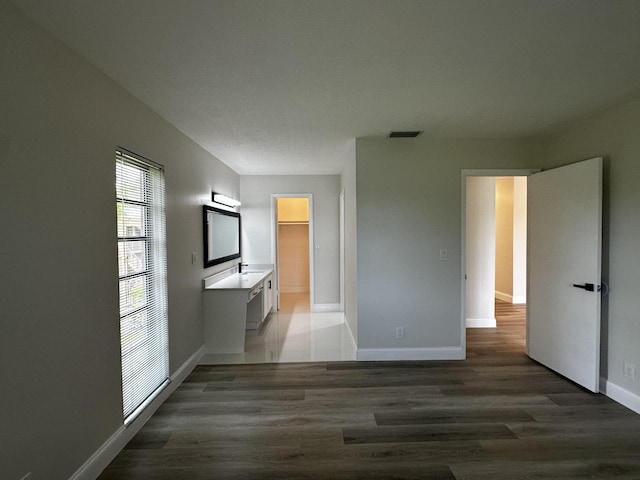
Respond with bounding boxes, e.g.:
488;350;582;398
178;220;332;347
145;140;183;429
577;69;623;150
212;192;241;208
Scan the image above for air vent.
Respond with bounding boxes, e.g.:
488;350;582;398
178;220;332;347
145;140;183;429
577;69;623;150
388;131;423;138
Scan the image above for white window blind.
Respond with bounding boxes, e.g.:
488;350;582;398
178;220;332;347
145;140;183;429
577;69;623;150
116;148;169;424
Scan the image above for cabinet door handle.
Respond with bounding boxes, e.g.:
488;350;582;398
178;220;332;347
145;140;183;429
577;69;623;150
268;280;272;289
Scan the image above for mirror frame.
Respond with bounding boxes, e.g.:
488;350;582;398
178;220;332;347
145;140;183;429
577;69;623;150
202;205;241;268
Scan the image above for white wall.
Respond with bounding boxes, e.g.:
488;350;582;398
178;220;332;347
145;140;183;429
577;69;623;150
494;176;527;305
512;177;527;303
0;2;239;478
533;98;640;409
466;177;497;328
239;175;341;306
355;137;530;359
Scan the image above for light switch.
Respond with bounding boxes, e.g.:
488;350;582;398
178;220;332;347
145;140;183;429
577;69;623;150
440;249;448;261
191;252;198;265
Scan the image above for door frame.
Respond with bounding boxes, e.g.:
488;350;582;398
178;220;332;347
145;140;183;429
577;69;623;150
339;189;345;312
460;169;539;357
270;193;315;310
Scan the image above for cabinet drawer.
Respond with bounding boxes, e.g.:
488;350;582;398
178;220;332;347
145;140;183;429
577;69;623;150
248;285;263;302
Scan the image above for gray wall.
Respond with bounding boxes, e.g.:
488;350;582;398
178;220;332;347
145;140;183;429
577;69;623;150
355;103;640;402
239;175;341;306
4;0;640;476
534;98;640;401
341;150;358;340
355;138;530;352
0;2;238;478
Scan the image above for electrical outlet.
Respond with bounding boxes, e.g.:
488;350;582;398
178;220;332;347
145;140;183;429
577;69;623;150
440;249;448;261
623;362;636;380
395;327;405;339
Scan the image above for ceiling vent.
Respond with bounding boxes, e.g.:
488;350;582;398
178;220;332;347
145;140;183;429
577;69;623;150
388;131;423;138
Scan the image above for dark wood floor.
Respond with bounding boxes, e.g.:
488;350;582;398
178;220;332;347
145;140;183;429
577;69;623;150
99;301;640;479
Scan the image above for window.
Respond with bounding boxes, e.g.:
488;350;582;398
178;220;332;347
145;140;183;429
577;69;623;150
116;148;169;424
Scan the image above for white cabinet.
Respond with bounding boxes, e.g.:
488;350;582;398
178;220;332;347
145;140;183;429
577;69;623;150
247;273;273;329
202;268;274;354
263;273;273;320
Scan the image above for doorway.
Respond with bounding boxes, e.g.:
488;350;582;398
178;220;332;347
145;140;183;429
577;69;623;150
461;169;537;354
270;194;314;311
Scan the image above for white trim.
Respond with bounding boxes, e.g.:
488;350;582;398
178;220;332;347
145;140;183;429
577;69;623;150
68;425;126;480
466;317;497;328
344;314;357;352
356;347;464;361
512;295;527;304
601;379;640;415
495;291;512;303
124;378;170;427
280;286;310;294
171;345;206;383
311;302;341;313
495;291;527;304
69;345;205;480
339;189;345;312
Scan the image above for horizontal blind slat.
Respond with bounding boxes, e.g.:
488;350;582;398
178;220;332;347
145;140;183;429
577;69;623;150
116;150;168;421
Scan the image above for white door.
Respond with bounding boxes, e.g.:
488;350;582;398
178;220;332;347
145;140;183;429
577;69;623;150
527;157;603;392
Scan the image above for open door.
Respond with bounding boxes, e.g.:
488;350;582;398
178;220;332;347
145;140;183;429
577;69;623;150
527;157;603;392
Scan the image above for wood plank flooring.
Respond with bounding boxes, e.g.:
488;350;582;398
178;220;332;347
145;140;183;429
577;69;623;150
98;301;640;479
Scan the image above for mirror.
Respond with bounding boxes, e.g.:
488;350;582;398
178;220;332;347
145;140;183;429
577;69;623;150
203;205;241;268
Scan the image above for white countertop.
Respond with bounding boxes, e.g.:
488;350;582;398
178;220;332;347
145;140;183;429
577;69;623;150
204;269;272;291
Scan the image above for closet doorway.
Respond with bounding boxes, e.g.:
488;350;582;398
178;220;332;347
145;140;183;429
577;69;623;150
271;194;314;311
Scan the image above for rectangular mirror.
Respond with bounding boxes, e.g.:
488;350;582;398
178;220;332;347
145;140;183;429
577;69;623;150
203;205;241;268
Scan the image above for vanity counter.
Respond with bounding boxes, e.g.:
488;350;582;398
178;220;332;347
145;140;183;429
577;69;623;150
204;270;272;291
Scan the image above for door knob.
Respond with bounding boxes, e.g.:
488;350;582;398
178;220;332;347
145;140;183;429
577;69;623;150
573;283;595;292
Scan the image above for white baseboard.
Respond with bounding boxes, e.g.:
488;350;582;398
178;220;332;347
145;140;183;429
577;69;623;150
466;317;497;328
356;347;464;361
280;286;310;293
171;345;206;384
601;378;640;415
311;303;341;313
495;291;512;303
68;425;126;480
495;291;526;304
70;345;205;480
344;315;357;352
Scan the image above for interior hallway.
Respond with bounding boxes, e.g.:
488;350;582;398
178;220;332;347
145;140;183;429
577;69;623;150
467;299;527;355
99;300;640;479
200;293;357;365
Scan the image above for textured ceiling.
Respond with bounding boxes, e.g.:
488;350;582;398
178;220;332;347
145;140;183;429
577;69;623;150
12;0;640;175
